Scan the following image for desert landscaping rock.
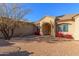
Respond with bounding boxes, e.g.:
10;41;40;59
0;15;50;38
12;40;79;56
1;36;79;56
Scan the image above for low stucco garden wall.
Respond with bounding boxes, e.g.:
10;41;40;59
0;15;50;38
0;22;36;38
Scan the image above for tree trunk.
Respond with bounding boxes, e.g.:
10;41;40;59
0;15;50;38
0;28;14;40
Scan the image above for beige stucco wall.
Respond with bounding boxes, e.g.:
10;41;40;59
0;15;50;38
13;24;35;37
73;16;79;40
0;22;36;38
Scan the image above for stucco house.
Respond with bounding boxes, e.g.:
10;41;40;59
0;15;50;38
35;16;56;39
35;14;79;40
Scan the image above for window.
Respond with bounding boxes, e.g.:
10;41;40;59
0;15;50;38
63;24;68;32
57;24;69;32
57;25;63;32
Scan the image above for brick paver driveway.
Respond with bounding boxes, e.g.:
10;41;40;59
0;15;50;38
9;35;79;56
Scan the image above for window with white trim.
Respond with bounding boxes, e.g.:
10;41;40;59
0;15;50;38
57;23;69;32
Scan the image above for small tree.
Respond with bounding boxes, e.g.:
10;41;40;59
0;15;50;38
0;3;31;40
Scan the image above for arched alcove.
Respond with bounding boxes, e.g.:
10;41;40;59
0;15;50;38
42;23;51;35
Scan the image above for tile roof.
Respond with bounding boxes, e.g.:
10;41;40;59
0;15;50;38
57;14;79;20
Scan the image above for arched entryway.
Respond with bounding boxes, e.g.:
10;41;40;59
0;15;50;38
42;23;51;35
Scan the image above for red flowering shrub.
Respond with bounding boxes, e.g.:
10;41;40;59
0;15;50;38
64;34;73;39
56;32;73;40
34;30;40;35
56;32;64;37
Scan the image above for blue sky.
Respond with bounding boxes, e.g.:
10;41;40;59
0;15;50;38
20;3;79;22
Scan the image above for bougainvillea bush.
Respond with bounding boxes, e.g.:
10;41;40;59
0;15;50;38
56;32;73;39
34;30;40;35
56;32;64;37
64;34;73;39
